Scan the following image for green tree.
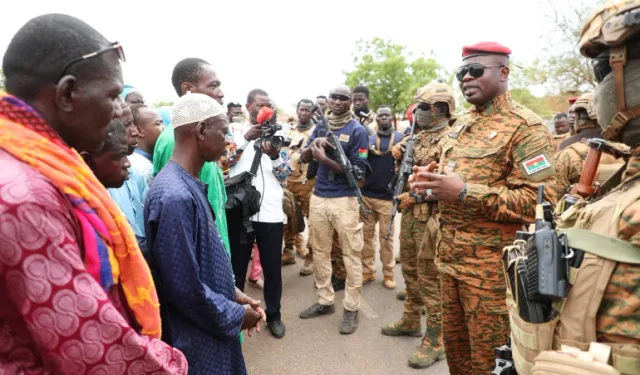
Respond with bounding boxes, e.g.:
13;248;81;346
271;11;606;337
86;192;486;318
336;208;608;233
535;0;605;94
344;38;445;117
152;100;173;108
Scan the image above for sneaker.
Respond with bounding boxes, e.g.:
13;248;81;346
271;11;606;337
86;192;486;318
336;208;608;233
381;320;422;337
362;273;375;285
383;276;396;290
267;320;286;339
397;289;407;300
247;279;264;290
339;310;358;335
300;303;335;319
300;258;313;276
332;276;345;291
408;346;445;369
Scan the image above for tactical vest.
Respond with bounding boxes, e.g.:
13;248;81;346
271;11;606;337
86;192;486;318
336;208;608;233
566;141;625;186
508;181;640;375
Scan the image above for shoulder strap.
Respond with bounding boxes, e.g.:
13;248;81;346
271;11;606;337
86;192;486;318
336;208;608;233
560;228;640;264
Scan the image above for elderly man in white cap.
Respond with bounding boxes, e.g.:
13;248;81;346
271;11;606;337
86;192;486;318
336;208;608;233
144;93;265;375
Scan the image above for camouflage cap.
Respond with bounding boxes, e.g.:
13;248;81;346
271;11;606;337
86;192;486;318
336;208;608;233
414;82;456;113
579;0;640;58
571;92;598;120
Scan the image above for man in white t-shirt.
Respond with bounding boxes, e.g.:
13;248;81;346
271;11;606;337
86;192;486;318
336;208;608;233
228;89;290;339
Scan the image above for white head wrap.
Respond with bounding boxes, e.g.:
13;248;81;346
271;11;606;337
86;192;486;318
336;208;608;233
171;93;225;128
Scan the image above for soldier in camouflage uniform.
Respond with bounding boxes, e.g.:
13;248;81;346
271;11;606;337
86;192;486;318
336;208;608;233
282;99;316;272
380;82;455;369
502;3;640;374
410;42;557;375
554;92;628;197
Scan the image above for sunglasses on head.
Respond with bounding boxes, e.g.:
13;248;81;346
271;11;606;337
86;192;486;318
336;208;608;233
455;63;505;82
57;41;126;82
330;93;351;101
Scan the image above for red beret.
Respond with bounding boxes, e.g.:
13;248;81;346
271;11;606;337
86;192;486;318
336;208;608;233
568;96;579;105
462;42;511;59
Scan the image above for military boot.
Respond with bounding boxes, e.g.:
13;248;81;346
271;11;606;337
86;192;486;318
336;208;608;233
281;248;296;266
408;346;445;369
299;256;313;276
408;324;445;368
380;319;422;337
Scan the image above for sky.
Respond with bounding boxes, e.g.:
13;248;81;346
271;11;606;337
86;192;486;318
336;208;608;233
0;0;581;114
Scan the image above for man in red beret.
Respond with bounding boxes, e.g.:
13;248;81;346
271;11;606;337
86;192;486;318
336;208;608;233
408;42;557;374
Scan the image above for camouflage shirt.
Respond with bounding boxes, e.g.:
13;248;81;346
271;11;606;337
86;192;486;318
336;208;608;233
554;141;588;197
553;133;570;151
407;120;450;222
597;152;640;344
436;92;557;287
286;125;315;183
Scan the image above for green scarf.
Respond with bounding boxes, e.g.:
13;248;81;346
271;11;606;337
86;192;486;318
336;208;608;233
297;121;313;132
327;110;355;131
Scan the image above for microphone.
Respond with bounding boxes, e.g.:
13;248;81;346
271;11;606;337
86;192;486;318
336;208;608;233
257;106;275;125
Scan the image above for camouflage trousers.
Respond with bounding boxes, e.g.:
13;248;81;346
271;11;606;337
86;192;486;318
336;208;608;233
400;213;442;349
283;180;315;259
440;267;510;375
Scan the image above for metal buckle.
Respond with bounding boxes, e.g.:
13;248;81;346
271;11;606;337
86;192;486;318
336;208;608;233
610;46;627;65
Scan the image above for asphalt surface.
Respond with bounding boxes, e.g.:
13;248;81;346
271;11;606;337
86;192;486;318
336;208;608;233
242;217;450;375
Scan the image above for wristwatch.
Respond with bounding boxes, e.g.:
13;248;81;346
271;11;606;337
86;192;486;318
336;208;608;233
458;184;468;202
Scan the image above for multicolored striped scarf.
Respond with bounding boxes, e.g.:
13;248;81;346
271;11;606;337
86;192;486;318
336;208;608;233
0;92;161;339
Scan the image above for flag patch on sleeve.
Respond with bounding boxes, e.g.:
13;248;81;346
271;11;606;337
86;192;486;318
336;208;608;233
522;154;551;175
358;148;369;158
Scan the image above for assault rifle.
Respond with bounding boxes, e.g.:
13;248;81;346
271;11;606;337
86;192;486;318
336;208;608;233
325;131;371;219
385;105;419;239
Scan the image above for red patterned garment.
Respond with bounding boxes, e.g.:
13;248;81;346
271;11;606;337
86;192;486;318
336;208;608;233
0;149;188;374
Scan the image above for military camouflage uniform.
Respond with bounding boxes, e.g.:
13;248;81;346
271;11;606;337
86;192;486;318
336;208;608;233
436;92;557;374
282;124;315;263
395;126;449;350
552;133;570;150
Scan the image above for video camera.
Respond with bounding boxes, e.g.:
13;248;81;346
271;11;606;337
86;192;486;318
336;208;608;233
255;107;285;150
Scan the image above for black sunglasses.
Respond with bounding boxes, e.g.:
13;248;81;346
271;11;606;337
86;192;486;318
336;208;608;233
455;63;505;81
57;41;126;82
591;56;612;83
330;93;351;101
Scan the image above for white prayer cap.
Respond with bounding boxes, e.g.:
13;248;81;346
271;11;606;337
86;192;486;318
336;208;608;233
171;93;225;128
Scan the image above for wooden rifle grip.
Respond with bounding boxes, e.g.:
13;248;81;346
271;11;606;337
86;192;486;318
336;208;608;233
571;147;602;198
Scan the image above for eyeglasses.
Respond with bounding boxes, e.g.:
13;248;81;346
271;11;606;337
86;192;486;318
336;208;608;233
455;63;505;81
330;93;351;102
591;56;612;83
57;41;126;82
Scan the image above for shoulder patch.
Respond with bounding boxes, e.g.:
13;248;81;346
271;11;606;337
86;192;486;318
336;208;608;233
509;102;544;127
339;134;350;143
518;151;556;182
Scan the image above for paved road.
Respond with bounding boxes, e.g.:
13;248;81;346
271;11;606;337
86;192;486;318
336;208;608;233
242;219;450;375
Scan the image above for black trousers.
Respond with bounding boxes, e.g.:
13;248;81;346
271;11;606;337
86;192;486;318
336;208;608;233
229;221;283;322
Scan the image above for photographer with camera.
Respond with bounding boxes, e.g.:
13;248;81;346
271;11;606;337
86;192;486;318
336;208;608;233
298;85;370;335
228;89;290;339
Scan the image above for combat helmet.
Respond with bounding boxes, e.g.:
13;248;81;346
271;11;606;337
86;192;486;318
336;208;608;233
414;82;456;113
579;0;640;141
572;92;599;132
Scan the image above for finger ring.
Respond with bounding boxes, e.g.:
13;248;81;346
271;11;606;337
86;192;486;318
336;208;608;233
426;188;433;196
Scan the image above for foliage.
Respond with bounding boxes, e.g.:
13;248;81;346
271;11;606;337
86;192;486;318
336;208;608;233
344;38;446;116
152;100;173;108
534;0;605;94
